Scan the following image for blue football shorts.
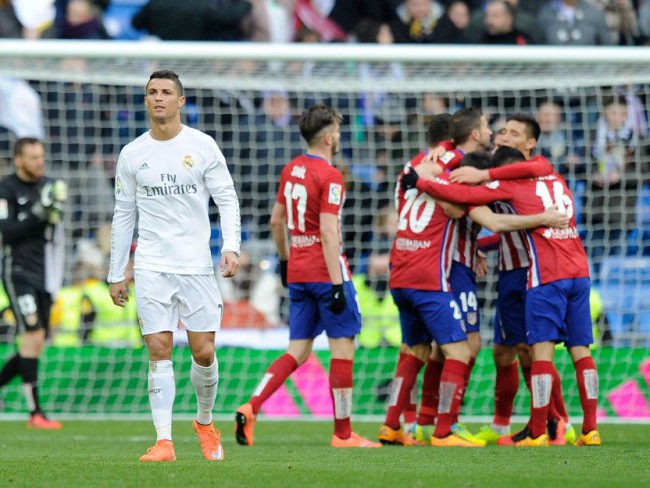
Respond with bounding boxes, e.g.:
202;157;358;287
288;280;362;340
390;288;467;347
525;277;593;348
493;267;528;347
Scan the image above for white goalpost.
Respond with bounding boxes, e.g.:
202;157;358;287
0;41;649;422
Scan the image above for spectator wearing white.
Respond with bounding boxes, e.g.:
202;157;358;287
0;78;46;140
11;0;55;38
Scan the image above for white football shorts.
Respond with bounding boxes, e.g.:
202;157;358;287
134;269;223;335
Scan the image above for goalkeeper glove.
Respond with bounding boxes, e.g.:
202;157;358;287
279;259;288;288
401;169;419;192
32;179;68;225
328;284;346;314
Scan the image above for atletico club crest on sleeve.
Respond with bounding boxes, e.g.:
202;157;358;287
467;312;478;325
183;155;195;169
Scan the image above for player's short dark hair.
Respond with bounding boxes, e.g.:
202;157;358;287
460;151;493;171
13;137;43;157
427;113;452;146
147;70;183;96
299;104;343;145
450;108;483;145
506;113;541;141
493;146;526;167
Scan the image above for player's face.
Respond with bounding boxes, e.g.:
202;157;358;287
500;120;536;159
145;78;185;124
15;142;45;183
477;115;492;150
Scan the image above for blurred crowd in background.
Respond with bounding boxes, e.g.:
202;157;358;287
1;0;650;46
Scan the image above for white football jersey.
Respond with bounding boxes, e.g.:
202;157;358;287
108;126;241;282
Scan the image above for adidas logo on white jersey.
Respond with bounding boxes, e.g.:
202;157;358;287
138;162;150;170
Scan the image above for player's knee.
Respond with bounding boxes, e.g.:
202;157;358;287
515;344;532;365
441;341;472;364
18;329;46;357
492;344;516;367
410;342;432;362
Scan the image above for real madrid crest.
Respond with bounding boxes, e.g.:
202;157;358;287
183;155;195;169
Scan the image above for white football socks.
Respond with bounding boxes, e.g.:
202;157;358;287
148;360;175;441
191;355;219;426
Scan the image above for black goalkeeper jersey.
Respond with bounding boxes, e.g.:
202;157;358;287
0;174;57;291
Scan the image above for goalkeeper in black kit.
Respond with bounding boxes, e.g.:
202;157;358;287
0;137;67;429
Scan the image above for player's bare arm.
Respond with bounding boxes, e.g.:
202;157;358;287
540;205;571;228
449;166;489;185
109;281;129;307
320;212;343;285
437;200;466;219
270;202;289;260
468;205;569;234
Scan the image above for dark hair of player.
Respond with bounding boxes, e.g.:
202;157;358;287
299;104;343;146
13;137;43;157
506;113;541;141
493;146;526;167
147;70;184;96
450;107;483;145
460;150;493;171
427;113;452;146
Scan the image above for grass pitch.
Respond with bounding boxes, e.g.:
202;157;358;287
1;420;649;488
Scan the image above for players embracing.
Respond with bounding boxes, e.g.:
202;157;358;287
403;112;601;447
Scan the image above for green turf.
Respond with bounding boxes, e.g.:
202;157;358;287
1;421;649;488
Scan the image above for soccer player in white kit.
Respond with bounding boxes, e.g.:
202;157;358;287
107;70;241;462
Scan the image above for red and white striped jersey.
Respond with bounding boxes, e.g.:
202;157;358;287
453;214;481;271
492;201;531;271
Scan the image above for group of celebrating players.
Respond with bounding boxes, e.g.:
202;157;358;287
235;104;601;449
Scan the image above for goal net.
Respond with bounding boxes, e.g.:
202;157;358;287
0;41;649;421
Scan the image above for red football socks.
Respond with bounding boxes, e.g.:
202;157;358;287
250;353;298;414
